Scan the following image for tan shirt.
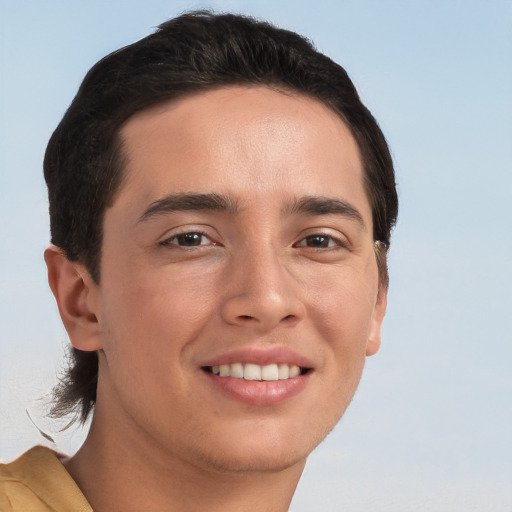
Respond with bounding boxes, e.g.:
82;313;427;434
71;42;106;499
0;446;92;512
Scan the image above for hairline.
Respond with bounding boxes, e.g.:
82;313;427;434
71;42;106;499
91;84;381;284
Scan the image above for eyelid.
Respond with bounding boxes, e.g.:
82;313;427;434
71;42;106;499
294;228;350;249
157;225;219;247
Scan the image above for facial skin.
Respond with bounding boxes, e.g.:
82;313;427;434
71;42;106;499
47;86;386;510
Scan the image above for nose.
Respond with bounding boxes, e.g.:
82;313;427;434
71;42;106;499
219;245;305;333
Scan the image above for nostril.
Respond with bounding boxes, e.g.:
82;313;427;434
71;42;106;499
239;315;253;320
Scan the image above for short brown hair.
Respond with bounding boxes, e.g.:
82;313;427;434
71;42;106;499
45;10;398;423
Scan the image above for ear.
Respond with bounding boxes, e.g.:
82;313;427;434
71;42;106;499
44;245;102;351
366;285;387;356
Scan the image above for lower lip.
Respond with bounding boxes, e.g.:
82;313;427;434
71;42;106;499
203;371;311;406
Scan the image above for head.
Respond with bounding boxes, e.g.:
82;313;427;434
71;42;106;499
44;10;397;442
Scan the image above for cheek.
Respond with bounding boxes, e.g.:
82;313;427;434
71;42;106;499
310;283;374;422
296;273;375;442
304;262;378;399
97;261;220;369
307;262;378;344
95;265;222;425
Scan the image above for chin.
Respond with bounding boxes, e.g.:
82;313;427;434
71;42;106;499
194;446;308;475
186;420;334;475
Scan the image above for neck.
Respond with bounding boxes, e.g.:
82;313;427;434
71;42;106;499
64;408;305;512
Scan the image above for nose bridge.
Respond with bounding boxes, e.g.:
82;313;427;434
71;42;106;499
220;237;303;330
246;242;289;302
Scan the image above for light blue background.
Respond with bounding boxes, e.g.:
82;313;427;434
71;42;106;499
1;1;511;510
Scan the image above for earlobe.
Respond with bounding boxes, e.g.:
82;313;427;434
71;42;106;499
366;286;387;357
44;245;102;351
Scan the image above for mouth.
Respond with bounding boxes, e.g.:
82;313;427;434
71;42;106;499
202;363;312;381
199;348;314;405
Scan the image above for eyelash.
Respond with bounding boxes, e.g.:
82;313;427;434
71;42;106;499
293;233;348;250
159;230;215;248
159;230;348;251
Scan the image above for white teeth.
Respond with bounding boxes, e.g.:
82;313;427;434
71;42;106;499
278;363;289;379
261;364;279;381
230;362;244;378
289;365;300;378
244;363;261;381
210;362;305;380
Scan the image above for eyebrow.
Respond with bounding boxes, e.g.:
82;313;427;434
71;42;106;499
139;192;365;229
284;196;366;229
139;193;240;222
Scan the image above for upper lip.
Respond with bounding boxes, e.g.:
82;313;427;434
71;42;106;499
199;346;314;369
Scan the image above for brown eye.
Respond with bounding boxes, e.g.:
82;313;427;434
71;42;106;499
296;235;339;249
176;233;204;246
161;232;212;247
305;235;330;248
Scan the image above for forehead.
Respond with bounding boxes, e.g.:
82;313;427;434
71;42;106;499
116;86;369;220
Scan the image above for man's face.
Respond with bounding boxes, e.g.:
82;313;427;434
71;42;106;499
87;86;386;473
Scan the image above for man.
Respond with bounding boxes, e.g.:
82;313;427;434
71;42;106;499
0;11;397;512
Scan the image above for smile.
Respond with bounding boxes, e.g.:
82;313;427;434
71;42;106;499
205;363;308;381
